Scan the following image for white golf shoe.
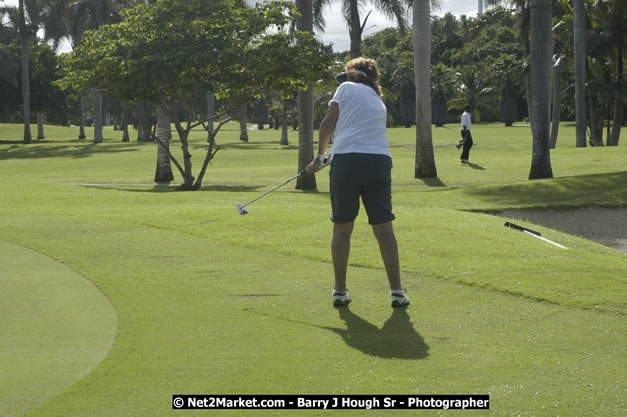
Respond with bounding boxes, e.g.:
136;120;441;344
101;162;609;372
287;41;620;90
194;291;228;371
332;290;352;307
390;289;410;308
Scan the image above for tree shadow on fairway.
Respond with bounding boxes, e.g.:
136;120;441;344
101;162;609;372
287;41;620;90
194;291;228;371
418;178;447;187
72;184;259;193
327;308;429;360
0;142;141;160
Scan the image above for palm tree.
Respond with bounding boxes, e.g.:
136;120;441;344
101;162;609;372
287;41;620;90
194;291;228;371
155;105;174;183
413;0;437;178
313;0;410;59
573;0;586;147
453;66;495;122
590;0;624;146
44;0;118;141
295;0;316;190
1;0;41;143
528;0;553;179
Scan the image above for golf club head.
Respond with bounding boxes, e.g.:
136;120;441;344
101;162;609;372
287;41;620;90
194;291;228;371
236;203;249;215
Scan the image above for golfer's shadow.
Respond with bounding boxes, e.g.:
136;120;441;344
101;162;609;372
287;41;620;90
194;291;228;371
325;308;429;360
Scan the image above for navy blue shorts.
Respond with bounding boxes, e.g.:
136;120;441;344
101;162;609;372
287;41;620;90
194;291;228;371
329;153;395;225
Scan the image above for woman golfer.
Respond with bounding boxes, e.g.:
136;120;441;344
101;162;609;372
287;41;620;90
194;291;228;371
307;57;410;308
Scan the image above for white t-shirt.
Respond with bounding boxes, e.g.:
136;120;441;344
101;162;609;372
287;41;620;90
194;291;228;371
461;111;472;131
329;82;391;157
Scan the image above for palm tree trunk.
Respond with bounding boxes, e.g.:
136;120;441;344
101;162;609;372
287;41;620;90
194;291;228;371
295;0;316;190
79;90;86;139
549;60;563;148
19;0;31;144
608;38;623;146
155;106;174;183
239;104;249;142
588;93;603;146
280;99;289;145
37;112;45;139
413;0;437;178
93;90;103;143
348;0;362;59
121;109;130;142
573;0;587;147
528;0;553;179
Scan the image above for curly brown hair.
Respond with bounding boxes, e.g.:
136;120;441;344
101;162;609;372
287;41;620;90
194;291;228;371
345;57;383;97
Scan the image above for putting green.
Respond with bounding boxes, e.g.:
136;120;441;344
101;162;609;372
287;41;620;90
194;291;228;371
0;240;117;417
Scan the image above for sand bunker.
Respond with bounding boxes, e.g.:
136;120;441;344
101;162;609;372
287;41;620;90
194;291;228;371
497;207;626;254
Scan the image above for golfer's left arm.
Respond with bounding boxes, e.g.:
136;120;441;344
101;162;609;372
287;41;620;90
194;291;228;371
307;102;339;173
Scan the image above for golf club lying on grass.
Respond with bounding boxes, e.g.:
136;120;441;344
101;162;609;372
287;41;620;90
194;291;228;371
504;221;567;249
236;155;332;215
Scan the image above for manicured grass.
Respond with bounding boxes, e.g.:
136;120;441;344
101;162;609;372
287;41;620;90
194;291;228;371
0;122;625;416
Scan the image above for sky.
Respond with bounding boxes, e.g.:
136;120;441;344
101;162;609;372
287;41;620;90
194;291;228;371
3;0;483;53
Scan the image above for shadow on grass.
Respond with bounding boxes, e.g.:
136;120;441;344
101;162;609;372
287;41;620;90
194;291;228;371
244;307;428;359
215;141;298;151
76;184;261;193
418;177;447;187
327;308;429;360
0;141;143;160
466;171;627;208
464;162;486;170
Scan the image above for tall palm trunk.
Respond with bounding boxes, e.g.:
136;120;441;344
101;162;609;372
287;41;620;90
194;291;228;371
348;0;362;59
78;90;86;139
93;90;103;143
121;109;130;142
37;112;45;139
573;0;587;147
239;104;249;142
549;59;563;148
280;99;289;145
607;37;623;146
528;0;553;179
19;0;32;144
413;0;437;178
155;106;174;183
295;0;316;190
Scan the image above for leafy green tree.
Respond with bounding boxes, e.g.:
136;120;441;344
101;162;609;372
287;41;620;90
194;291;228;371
492;54;525;126
452;65;496;122
59;0;329;190
431;63;456;126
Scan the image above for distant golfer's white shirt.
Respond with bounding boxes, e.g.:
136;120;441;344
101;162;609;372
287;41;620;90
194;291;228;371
329;82;391;157
461;111;472;131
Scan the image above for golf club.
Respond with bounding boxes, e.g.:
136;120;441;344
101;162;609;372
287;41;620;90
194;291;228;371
236;155;332;215
504;221;567;249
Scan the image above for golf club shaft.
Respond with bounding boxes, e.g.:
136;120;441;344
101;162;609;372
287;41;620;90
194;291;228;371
240;170;305;209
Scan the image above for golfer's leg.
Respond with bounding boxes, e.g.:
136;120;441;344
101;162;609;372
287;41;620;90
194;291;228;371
332;222;354;292
372;222;402;291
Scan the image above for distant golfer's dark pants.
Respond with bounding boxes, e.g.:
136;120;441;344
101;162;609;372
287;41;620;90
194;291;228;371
329;153;395;225
460;130;473;161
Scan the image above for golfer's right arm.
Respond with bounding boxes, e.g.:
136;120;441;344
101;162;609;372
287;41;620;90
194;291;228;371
307;102;339;173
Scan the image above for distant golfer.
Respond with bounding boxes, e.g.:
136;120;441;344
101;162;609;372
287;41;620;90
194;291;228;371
456;105;473;163
307;57;410;308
